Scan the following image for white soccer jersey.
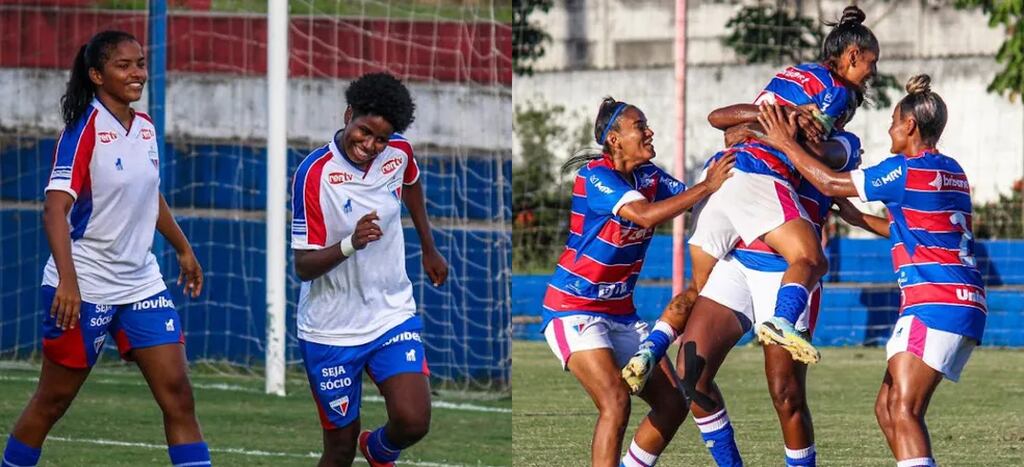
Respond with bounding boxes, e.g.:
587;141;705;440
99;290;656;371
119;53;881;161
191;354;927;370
292;133;421;346
42;99;166;304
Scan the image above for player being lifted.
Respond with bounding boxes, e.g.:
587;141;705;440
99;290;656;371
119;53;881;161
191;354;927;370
2;31;210;467
291;72;448;467
759;75;985;467
541;97;734;467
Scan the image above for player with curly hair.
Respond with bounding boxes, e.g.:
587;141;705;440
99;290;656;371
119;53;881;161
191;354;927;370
291;72;448;467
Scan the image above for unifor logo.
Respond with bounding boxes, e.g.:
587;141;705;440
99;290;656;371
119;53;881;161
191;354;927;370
956;288;986;306
381;157;403;175
329;396;350;416
329;172;353;184
872;166;902;187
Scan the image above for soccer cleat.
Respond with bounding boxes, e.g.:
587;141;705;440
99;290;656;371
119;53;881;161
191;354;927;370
359;430;396;467
756;317;820;364
622;347;656;395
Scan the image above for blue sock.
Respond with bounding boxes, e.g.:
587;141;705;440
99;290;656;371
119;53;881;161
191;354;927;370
641;321;677;362
774;283;809;324
367;427;401;463
3;436;41;467
695;409;742;467
785;444;816;466
168;441;211;466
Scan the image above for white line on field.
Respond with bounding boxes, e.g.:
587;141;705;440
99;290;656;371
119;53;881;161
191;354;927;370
44;436;497;467
0;375;510;414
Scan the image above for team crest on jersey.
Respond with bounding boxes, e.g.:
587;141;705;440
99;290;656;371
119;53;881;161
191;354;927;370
381;157;403;175
97;131;118;144
329;396;350;416
329;172;354;185
140;128;155;140
93;335;106;354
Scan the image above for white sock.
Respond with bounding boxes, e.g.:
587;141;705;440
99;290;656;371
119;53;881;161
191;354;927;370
694;408;730;434
620;439;659;467
896;457;936;467
652;320;678;340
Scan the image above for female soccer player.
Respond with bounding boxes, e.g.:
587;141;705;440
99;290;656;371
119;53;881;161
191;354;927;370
291;72;448;467
541;97;734;467
759;75;985;467
624;6;880;370
2;31;210;467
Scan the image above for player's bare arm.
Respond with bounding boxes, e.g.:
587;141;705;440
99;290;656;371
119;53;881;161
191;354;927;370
294;211;382;281
831;197;890;238
709;102;825;142
402;179;448;287
156;194;203;298
42;190;80;330
618;153;735;229
757;102;859;197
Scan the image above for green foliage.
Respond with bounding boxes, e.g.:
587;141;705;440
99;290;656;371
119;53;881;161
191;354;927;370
956;0;1024;100
973;180;1024;238
513;0;553;76
513;103;590;273
723;5;822;65
865;72;901;109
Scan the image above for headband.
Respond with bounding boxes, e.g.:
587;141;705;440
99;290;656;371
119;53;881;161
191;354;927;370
598;103;628;145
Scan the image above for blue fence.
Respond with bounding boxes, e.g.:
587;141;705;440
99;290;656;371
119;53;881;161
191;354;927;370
513;235;1024;347
0;137;511;385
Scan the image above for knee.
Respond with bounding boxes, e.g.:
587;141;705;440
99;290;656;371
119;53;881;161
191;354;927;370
391;410;431;445
886;390;923;423
33;389;76;422
595;389;632;427
321;441;357;467
793;250;828;278
158;377;197;420
874;396;891;428
768;381;805;417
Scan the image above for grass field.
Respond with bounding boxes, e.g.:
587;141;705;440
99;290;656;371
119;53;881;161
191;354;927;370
513;341;1024;466
0;360;510;466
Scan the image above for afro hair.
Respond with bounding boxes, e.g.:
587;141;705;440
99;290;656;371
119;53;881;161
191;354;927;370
344;72;415;133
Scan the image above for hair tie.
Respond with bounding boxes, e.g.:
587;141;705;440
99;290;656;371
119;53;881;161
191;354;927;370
598;103;628;145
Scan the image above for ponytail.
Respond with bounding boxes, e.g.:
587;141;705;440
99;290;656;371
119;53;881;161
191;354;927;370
60;30;138;127
821;6;878;69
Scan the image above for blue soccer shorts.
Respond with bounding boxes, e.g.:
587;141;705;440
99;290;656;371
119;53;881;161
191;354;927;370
300;315;429;430
41;286;185;369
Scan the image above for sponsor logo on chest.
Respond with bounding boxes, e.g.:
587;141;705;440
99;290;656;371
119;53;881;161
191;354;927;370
97;131;119;144
329;172;354;184
140;128;155;140
381;157;403;175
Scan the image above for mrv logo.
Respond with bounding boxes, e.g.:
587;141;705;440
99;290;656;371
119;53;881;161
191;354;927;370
872;166;902;187
132;296;175;311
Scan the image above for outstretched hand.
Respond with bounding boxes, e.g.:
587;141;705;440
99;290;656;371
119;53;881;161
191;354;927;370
756;103;800;151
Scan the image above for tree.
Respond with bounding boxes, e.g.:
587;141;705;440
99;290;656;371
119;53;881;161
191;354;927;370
513;0;553;76
956;0;1024;100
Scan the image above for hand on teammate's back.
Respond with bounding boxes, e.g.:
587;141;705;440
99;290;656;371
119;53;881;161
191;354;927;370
177;250;204;298
51;279;81;330
757;103;800;150
353;211;383;249
703;153;736;192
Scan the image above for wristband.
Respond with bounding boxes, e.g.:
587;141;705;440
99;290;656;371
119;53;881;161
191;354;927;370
339;235;357;257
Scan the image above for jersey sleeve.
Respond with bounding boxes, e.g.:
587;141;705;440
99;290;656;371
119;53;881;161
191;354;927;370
291;156;330;250
388;135;419;185
584;166;645;216
831;130;863;172
813;85;850;122
46;111;98;200
850;155;907;204
651;165;687;201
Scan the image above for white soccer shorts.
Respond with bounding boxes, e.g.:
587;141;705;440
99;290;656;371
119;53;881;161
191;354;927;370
544;314;649;370
689;170;810;260
698;255;820;333
886;315;976;382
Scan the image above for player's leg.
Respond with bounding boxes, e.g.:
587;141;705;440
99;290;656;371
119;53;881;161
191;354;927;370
545;315;631;467
882;352;942;464
874;369;898;457
299;338;366;467
675;297;747;467
759;218;828;364
117;291;210;466
3;286;101;467
362;316;432;465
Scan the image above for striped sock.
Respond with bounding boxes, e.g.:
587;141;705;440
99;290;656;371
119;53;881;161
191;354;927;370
167;441;211;467
620;439;659;467
896;457;936;467
367;427;401;463
2;435;41;467
774;283;809;324
695;408;743;467
785;444;816;466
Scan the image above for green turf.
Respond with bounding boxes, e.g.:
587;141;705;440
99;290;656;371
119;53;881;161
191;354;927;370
513;341;1024;466
0;361;510;466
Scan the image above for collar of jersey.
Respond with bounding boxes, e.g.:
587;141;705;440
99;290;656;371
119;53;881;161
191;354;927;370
903;148;939;159
91;98;137;136
329;133;373;178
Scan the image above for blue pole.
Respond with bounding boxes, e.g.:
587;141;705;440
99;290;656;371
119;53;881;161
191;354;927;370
148;1;170;269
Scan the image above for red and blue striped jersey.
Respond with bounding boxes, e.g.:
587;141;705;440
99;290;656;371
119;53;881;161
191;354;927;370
732;131;862;272
851;151;986;340
542;156;686;323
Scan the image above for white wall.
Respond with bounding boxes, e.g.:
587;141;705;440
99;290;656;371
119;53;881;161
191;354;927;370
514;56;1024;204
0;69;511;153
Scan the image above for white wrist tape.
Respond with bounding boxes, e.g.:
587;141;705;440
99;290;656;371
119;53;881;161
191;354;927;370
339;235;357;257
